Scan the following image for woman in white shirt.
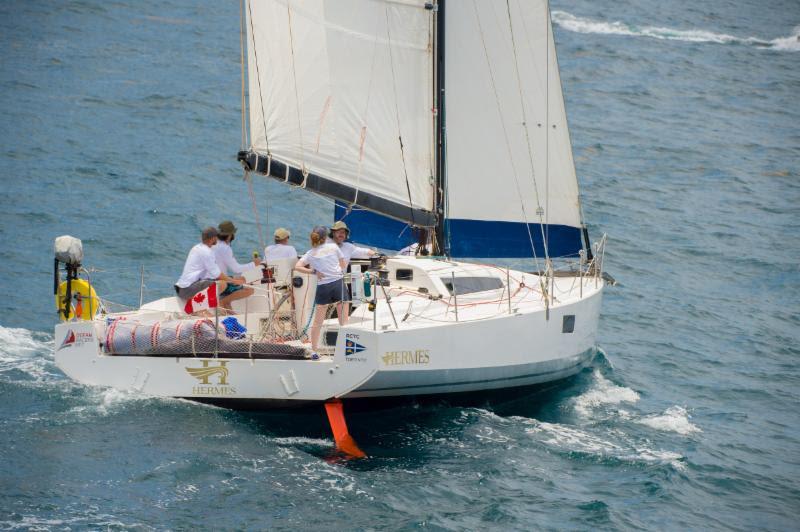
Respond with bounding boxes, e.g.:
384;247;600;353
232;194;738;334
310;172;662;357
294;226;347;354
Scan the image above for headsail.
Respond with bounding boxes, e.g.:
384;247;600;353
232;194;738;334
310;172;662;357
443;0;583;258
242;0;436;227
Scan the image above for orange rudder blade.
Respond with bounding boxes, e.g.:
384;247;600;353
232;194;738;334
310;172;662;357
324;399;367;459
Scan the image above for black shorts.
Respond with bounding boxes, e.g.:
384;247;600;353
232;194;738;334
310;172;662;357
314;278;345;305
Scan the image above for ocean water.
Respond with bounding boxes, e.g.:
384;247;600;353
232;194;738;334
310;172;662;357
1;0;799;529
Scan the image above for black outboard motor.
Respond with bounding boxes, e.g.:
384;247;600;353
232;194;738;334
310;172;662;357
53;236;83;320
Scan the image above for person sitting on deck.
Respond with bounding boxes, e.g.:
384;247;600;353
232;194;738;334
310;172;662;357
212;220;260;308
264;227;298;262
294;226;348;355
174;227;246;314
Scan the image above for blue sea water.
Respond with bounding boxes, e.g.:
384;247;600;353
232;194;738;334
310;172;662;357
1;0;799;529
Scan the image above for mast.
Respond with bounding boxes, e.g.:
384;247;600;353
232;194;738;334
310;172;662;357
432;0;448;256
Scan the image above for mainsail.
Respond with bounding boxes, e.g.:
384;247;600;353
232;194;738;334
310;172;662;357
241;0;586;258
242;0;436;226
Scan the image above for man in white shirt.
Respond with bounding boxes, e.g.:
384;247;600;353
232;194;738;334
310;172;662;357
175;227;247;312
213;220;259;306
264;227;298;262
329;220;376;267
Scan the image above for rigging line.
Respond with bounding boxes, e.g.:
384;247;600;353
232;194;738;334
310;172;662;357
286;2;306;171
385;7;417;227
246;0;270;155
239;0;247;149
505;0;548;269
471;0;538;265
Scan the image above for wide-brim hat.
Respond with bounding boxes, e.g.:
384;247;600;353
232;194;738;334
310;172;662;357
330;220;350;235
218;220;238;236
274;227;291;240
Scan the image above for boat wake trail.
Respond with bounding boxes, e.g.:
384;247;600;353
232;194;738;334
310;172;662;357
0;324;59;383
522;419;686;470
552;11;800;52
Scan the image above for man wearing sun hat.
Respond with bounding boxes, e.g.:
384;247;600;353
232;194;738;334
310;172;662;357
264;227;298;262
212;220;259;307
328;220;376;267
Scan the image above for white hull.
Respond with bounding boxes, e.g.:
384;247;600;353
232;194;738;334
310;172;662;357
54;257;603;406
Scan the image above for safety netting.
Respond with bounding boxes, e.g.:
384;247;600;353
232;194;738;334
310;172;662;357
103;317;308;359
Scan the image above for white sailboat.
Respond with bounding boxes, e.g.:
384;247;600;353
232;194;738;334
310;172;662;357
53;0;609;414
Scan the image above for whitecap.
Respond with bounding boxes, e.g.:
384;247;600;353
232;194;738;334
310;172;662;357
551;11;799;52
572;369;639;417
636;406;701;435
526;421;685;470
0;324;59;382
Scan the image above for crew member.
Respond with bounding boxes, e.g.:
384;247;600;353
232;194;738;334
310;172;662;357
328;220;376;267
264;227;298;261
175;227;247;313
294;226;347;355
213;220;259;306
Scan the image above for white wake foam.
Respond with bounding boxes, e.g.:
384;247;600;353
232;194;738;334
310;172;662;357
573;370;640;417
0;325;59;382
525;420;685;470
636;406;701;435
552;11;800;52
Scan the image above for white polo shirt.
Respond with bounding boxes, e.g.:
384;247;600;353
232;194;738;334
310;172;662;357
264;243;298;262
176;244;221;288
213;240;256;276
340;241;373;266
299;243;344;285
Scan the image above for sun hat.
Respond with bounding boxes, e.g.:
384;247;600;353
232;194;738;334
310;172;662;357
218;220;238;236
330;220;350;236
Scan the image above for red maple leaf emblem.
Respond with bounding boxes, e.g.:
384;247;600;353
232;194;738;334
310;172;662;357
193;292;206;304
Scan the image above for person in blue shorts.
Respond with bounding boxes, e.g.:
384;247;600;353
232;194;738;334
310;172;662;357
294;226;348;353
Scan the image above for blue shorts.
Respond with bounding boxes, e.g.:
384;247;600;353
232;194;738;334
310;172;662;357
220;283;244;297
314;278;345;305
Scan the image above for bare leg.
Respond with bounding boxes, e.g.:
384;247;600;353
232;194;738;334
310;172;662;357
309;304;327;351
220;286;254;311
338;302;350;325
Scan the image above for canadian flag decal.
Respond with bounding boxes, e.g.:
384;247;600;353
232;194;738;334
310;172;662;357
184;284;218;314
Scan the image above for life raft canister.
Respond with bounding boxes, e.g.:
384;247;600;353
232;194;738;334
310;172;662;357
55;279;98;321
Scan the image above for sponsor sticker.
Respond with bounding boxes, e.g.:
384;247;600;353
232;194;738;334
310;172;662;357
344;333;367;362
382;349;430;366
58;329;93;351
186;360;238;396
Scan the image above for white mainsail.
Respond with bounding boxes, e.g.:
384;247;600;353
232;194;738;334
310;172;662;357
245;0;435;224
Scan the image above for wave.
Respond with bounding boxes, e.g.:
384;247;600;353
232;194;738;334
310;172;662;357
552;11;800;52
521;419;685;470
636;406;701;435
572;369;640;417
0;325;60;383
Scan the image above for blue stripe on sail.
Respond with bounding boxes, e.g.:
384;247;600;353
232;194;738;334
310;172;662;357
446;219;583;258
334;203;417;251
334;204;584;257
